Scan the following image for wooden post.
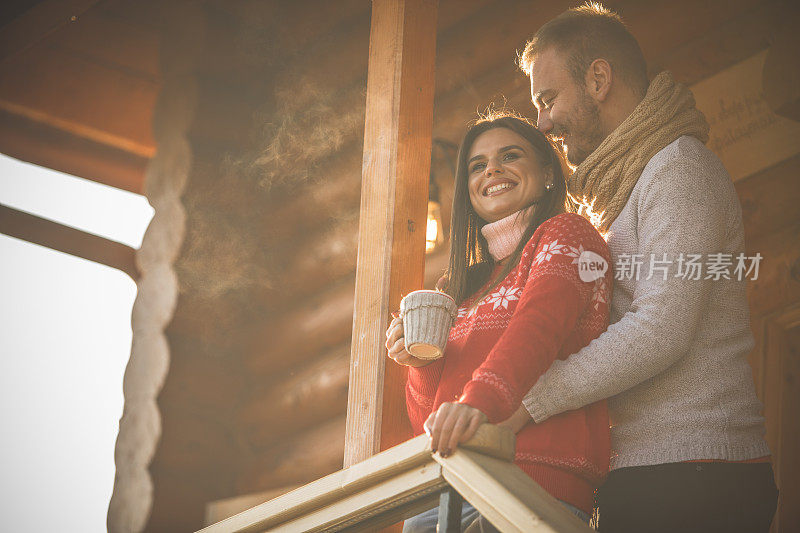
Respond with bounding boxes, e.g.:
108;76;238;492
344;0;438;468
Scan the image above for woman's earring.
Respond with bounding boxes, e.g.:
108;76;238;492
545;182;553;191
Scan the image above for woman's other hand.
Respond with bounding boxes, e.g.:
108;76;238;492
423;402;488;457
385;315;433;368
496;404;533;434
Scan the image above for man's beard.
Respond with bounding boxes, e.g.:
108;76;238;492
557;92;605;166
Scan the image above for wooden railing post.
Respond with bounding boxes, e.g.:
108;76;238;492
344;0;438;468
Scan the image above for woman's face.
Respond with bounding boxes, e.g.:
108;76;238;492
466;127;551;224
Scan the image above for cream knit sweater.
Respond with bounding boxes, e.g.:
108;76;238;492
522;136;771;470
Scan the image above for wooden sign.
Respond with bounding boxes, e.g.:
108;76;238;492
691;49;800;182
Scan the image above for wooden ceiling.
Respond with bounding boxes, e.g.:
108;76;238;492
0;0;165;193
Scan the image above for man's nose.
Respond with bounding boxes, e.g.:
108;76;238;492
537;109;553;134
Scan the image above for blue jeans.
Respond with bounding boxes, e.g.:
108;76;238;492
402;498;591;532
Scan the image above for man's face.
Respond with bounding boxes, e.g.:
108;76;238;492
529;48;605;166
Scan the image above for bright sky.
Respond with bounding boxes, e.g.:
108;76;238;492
0;153;154;532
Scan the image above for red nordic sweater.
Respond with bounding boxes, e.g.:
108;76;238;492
406;212;612;513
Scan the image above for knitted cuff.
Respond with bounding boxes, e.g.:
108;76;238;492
458;381;507;424
522;393;554;424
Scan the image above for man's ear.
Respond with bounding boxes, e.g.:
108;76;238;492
585;58;612;103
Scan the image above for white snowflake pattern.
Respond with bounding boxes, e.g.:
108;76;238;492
533;239;582;266
591;277;607;310
486;286;521;310
457;304;479;319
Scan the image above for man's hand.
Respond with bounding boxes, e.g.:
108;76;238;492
496;404;533;434
385;314;434;367
423;402;488;457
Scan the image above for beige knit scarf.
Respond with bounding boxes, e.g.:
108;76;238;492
567;71;710;232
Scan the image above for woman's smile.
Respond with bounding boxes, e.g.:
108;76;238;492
483;179;517;197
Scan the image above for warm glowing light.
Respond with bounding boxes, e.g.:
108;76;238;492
426;200;444;253
569;193;609;241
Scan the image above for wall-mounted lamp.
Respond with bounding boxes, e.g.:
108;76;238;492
425;139;457;254
426;176;444;253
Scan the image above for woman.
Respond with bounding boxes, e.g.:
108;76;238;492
385;114;612;531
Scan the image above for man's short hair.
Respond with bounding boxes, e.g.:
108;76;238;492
519;2;649;97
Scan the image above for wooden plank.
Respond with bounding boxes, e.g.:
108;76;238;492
345;0;438;467
271;463;443;533
205;485;303;526
0;203;138;279
238;344;350;449
0;0;101;64
435;449;594;533
199;434;437;532
0;108;148;193
0;45;158;157
237;416;347;494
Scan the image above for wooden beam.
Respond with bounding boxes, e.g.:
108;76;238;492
345;0;438;467
0;46;158;157
0;109;147;193
0;203;138;279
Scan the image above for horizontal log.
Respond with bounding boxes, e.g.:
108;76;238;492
258;147;363;243
0;104;147;194
237;415;346;494
245;280;356;377
151;404;238;477
281;217;360;295
244;249;449;377
238;344;351;450
0;203;138;279
160;328;248;414
0;45;158;157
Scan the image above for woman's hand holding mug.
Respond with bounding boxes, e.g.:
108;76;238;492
385;314;435;368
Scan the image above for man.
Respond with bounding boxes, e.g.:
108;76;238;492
513;4;778;532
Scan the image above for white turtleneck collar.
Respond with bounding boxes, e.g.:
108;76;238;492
480;207;534;262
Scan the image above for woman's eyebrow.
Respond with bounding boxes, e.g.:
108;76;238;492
468;145;525;165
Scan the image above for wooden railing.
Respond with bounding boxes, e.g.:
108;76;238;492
199;425;593;532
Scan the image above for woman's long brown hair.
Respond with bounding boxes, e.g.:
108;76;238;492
441;113;574;307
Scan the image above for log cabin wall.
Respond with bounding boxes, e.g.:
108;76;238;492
2;0;797;531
